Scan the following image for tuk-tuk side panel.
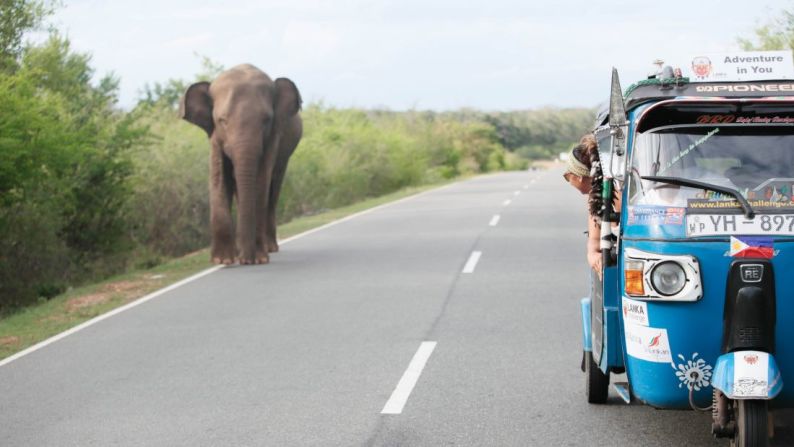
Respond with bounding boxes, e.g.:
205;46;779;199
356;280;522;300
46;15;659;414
604;300;624;371
600;265;624;373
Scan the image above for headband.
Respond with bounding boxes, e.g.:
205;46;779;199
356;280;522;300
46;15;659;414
565;149;590;178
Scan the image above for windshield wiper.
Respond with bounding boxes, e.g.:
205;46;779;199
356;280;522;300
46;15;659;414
642;175;756;219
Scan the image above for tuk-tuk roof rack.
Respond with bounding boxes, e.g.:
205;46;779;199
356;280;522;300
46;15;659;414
595;78;794;128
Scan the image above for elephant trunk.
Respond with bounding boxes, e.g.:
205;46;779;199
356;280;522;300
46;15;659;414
231;147;262;263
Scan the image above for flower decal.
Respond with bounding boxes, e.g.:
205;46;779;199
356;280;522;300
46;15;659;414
671;352;713;391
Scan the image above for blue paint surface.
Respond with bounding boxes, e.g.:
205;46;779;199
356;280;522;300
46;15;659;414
580;298;592;352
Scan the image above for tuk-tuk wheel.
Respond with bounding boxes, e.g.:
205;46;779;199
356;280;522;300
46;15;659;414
584;350;609;404
732;400;769;447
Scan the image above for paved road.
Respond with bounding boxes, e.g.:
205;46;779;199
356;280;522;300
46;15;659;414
1;170;791;446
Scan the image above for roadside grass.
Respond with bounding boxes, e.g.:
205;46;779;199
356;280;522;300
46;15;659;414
0;179;461;361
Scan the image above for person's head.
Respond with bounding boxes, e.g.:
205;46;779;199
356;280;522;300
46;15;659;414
564;142;593;194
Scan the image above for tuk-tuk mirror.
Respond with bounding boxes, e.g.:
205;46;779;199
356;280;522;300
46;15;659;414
608;68;629;181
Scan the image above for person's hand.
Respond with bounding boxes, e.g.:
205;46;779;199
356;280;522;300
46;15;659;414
587;250;603;280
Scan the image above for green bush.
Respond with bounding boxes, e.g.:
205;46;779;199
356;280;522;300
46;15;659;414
278;106;516;220
0;189;70;309
0;35;142;311
125;105;210;257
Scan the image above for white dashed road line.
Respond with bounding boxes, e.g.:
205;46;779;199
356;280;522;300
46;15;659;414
513;190;520;196
523;184;529;190
489;215;500;227
381;341;438;415
462;251;482;274
502;199;512;206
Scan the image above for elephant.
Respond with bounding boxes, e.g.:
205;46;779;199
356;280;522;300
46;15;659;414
180;64;302;265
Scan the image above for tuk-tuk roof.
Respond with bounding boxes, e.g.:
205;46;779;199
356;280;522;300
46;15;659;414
594;78;794;128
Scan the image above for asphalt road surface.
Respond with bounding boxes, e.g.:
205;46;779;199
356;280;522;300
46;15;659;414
1;169;792;446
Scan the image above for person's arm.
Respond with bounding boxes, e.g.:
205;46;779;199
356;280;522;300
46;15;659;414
587;215;603;278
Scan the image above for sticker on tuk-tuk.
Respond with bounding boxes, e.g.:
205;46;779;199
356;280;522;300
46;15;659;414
672;353;713;391
684;51;794;82
733;351;769;398
622;297;649;326
624;323;672;363
687;198;794;213
729;236;774;258
627;206;685;226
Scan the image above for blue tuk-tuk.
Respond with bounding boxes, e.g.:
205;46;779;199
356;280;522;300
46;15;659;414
581;64;794;446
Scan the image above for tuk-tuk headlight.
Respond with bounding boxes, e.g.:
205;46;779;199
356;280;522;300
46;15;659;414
623;248;702;302
650;261;687;296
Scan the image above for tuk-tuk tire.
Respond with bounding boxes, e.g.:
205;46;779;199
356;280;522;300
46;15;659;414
585;350;609;404
732;400;769;447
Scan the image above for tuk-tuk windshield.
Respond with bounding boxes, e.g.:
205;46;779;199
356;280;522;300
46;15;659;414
629;125;794;208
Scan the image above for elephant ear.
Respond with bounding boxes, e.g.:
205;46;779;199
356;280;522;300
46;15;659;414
180;81;214;136
274;78;302;121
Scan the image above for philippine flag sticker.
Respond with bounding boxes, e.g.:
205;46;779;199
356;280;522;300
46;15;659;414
730;236;774;258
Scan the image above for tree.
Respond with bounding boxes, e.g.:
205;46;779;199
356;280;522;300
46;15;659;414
739;8;794;51
0;32;144;309
0;0;53;71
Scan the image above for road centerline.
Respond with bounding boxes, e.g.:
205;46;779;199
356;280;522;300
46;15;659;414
462;251;482;273
381;341;437;415
502;199;512;206
489;215;500;227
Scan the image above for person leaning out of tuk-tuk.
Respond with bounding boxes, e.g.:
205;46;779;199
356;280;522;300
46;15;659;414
563;134;618;279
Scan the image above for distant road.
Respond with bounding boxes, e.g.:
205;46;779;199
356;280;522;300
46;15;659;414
1;169;790;446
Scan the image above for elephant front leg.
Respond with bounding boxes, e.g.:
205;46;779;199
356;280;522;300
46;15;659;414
256;146;278;258
266;157;289;253
210;149;235;265
230;138;275;265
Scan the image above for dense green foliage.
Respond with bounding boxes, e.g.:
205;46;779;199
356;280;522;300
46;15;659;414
0;27;144;310
0;0;53;71
0;2;593;312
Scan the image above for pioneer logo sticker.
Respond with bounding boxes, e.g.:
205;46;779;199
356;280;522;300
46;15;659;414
695;84;794;93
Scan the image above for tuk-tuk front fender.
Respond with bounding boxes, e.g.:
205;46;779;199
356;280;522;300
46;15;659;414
712;351;783;400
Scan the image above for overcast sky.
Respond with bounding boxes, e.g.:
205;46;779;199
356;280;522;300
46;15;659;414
46;0;786;110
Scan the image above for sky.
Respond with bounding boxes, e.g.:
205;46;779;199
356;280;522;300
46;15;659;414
45;0;787;110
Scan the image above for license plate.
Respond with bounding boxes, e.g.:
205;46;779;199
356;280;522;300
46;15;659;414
686;214;794;236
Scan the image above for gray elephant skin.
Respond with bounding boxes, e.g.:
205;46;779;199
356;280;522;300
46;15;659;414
180;64;302;265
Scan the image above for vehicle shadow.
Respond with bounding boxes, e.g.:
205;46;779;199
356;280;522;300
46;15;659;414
772;409;794;446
